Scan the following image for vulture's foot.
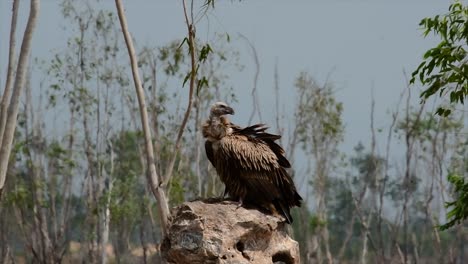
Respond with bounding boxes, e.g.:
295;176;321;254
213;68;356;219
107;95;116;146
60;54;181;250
235;198;244;210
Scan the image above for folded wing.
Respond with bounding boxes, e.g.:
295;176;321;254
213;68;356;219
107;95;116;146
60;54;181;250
209;124;302;223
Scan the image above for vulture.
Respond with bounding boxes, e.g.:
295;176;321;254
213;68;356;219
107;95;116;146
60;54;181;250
202;102;303;223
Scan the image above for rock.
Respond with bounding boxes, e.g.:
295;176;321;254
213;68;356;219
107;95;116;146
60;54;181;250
161;199;300;264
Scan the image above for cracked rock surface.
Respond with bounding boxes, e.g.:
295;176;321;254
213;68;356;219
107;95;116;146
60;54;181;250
161;199;300;264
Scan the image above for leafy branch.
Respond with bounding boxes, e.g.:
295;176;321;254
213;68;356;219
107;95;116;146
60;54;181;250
410;1;467;116
439;173;468;230
162;0;212;187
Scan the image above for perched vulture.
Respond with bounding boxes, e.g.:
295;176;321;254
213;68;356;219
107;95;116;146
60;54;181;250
202;102;303;223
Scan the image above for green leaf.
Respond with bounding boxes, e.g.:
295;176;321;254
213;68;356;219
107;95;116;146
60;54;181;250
199;44;213;63
182;72;191;87
177;37;188;51
196;76;209;95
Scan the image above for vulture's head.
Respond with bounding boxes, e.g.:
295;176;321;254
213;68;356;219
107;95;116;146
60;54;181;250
210;102;234;117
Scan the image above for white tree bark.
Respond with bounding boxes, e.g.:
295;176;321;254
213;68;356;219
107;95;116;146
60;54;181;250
100;157;113;264
114;0;170;236
99;139;115;264
0;0;19;142
0;0;40;196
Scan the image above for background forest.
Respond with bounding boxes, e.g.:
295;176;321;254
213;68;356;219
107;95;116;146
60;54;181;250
0;0;467;263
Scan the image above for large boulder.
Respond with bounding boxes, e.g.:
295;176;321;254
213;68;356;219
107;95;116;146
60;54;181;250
161;199;300;264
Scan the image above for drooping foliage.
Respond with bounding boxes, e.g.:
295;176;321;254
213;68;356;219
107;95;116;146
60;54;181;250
411;1;467;116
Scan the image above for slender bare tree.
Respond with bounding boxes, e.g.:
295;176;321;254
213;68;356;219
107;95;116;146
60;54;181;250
162;0;198;189
0;1;20;260
114;0;170;235
0;0;40;198
0;0;19;143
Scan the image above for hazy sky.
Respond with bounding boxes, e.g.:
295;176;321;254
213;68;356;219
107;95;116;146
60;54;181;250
0;0;457;158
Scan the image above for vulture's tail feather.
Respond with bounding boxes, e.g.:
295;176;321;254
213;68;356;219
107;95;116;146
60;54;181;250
274;199;293;224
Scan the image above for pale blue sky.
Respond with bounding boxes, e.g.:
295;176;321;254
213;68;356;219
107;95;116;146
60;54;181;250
0;0;456;160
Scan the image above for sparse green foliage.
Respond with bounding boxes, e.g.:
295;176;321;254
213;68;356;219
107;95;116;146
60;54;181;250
160;41;186;76
440;173;468;230
411;1;468;116
294;72;344;150
292;71;344;263
439;135;468;230
349;142;385;191
309;214;327;232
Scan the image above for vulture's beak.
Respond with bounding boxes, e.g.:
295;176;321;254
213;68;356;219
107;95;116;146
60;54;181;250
225;106;235;115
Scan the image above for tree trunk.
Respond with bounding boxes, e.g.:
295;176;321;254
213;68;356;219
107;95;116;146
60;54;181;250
114;0;170;236
0;0;19;144
0;0;40;197
360;215;372;264
100;149;114;264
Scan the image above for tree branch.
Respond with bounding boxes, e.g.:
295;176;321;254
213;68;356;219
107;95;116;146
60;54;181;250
239;34;262;125
114;0;170;236
162;0;196;187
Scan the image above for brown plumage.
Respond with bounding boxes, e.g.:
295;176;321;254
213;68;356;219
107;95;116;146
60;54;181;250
202;102;303;223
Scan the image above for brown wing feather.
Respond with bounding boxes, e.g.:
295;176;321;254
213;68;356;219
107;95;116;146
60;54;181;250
205;141;215;167
234;124;291;168
216;134;302;223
